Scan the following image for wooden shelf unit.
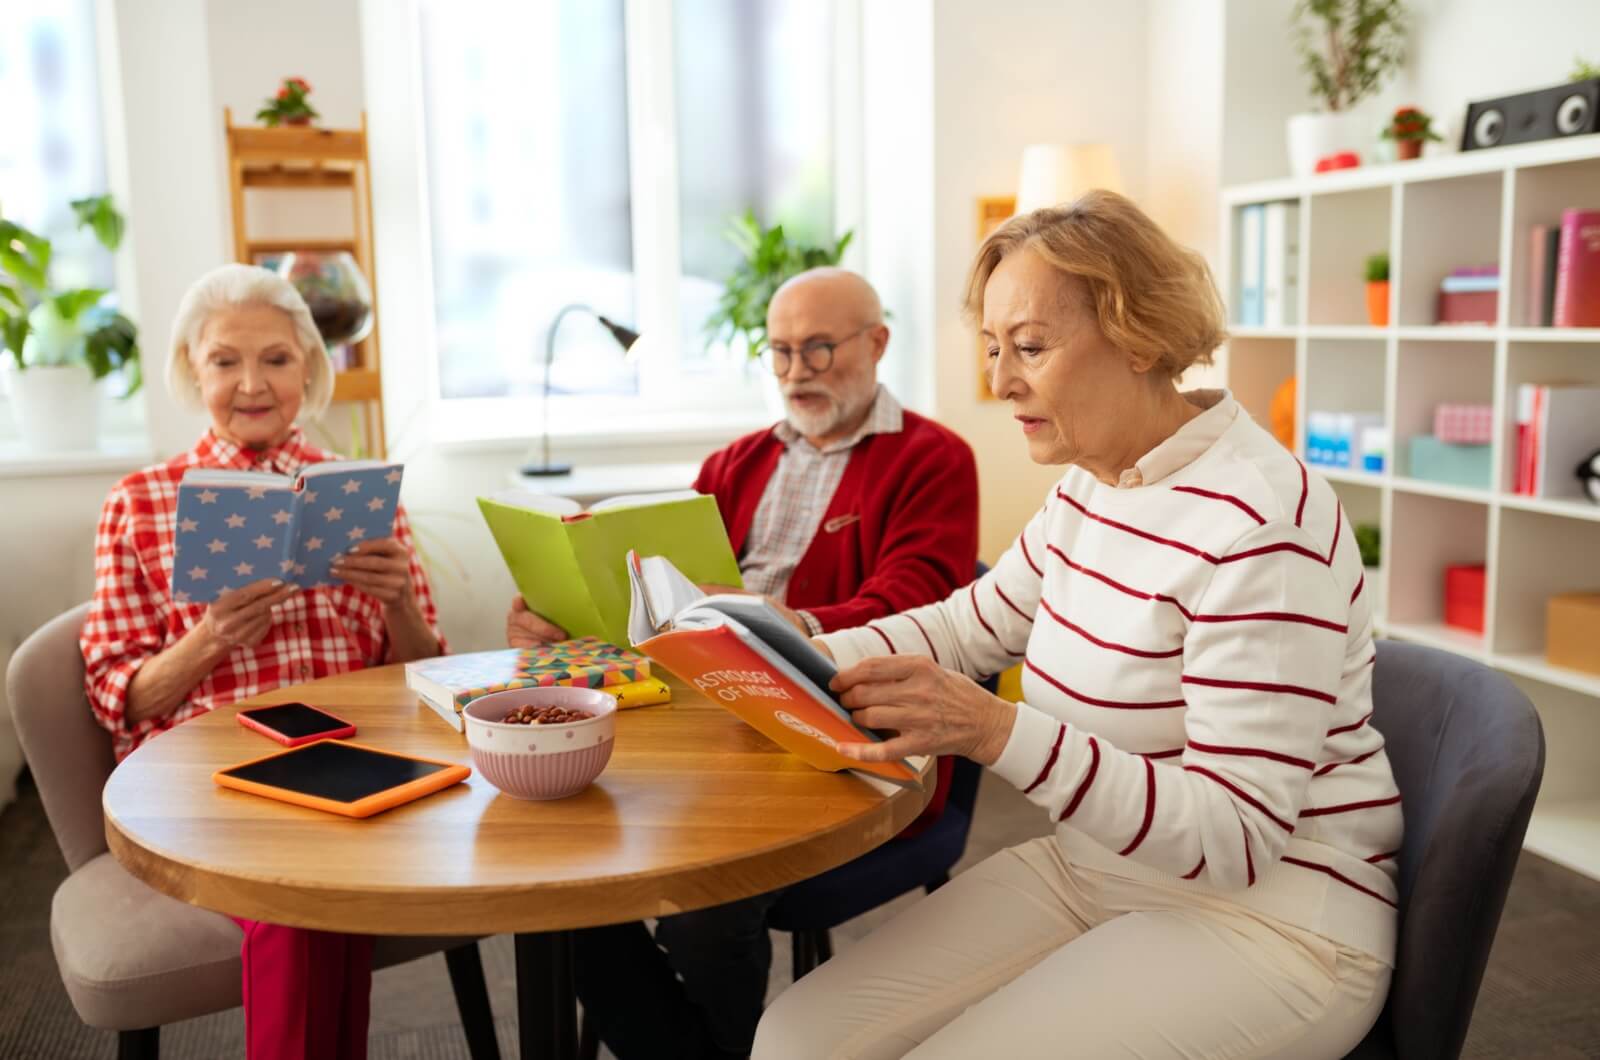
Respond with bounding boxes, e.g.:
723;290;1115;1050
223;109;385;456
1221;135;1600;880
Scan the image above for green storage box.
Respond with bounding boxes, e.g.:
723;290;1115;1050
1407;435;1492;489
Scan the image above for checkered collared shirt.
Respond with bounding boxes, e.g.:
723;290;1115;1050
740;386;904;633
81;427;443;762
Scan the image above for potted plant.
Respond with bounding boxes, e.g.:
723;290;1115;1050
1365;251;1391;326
1381;105;1442;161
0;196;140;452
703;211;854;362
1286;0;1409;178
256;76;319;127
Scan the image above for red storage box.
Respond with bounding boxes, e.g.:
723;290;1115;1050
1444;564;1486;633
1436;289;1497;325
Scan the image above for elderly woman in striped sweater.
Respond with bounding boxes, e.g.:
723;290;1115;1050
753;191;1401;1060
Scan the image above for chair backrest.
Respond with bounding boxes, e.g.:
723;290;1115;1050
1368;640;1545;1060
5;603;112;873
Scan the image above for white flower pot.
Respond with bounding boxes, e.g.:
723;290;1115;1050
1;361;102;452
1286;110;1375;178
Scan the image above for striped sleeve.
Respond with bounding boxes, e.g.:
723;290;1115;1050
817;503;1047;676
990;519;1345;890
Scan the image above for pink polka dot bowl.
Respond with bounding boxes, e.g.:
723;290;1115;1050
463;687;617;800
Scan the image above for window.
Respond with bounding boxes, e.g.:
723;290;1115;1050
0;0;139;446
0;0;109;294
417;0;843;433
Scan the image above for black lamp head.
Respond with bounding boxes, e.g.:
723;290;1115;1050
595;314;642;353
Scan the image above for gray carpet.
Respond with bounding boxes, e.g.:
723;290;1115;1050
1;770;1595;1059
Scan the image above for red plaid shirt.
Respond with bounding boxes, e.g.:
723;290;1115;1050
81;427;444;762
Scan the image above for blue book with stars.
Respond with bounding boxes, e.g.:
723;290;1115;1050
170;461;405;604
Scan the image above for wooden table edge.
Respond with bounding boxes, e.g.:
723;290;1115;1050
103;766;932;935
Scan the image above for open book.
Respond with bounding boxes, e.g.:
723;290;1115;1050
627;551;923;788
478;488;742;647
171;461;403;603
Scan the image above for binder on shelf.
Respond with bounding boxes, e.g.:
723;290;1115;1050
1262;202;1300;327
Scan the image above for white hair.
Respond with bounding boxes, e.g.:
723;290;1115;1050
165;263;334;418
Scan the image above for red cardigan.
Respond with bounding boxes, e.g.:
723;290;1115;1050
694;408;980;833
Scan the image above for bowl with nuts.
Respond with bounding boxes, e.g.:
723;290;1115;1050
462;687;617;800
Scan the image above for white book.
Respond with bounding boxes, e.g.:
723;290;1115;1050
1239;205;1264;326
1533;385;1600;500
1263;203;1288;326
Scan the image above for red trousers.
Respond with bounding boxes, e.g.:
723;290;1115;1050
231;918;374;1060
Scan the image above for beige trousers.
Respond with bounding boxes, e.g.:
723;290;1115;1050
753;837;1389;1060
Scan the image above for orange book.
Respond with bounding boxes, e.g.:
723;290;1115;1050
628;551;922;788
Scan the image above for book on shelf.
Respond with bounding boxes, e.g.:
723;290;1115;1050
1261;201;1299;327
1554;208;1600;328
170;461;403;604
1514;383;1600;498
1527;224;1561;326
477;487;742;648
1237;204;1264;326
626;550;924;788
404;640;666;732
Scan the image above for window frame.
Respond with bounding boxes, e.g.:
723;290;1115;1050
414;0;863;445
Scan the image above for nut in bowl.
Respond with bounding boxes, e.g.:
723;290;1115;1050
463;687;617;800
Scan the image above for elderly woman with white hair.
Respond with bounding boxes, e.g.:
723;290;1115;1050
79;263;444;1060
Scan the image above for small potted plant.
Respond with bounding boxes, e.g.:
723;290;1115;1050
1286;0;1409;177
1365;252;1391;327
1;195;140;452
256;76;319;127
1381;106;1442;161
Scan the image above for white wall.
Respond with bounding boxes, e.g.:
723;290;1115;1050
927;0;1152;561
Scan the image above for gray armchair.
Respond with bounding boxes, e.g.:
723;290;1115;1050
7;604;501;1060
1343;640;1546;1060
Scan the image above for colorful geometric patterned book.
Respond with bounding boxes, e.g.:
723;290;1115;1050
404;640;655;731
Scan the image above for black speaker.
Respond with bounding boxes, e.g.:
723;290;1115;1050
1462;78;1600;151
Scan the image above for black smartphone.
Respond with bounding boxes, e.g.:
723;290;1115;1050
236;703;358;746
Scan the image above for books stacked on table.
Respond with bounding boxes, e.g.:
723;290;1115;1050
405;638;669;732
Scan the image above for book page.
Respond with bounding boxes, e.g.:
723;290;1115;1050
181;469;294;489
484;487;582;518
626;550;707;644
589;489;702;513
298;459;395;477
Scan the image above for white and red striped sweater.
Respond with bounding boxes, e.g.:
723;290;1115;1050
818;392;1402;962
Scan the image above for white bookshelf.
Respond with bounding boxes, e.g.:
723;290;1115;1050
1221;136;1600;881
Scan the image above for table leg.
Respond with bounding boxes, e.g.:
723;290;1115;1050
515;930;578;1059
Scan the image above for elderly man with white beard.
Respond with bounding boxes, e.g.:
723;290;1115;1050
505;267;979;1060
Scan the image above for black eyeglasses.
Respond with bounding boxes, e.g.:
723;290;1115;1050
765;324;875;376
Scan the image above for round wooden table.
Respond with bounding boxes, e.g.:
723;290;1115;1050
103;664;930;1059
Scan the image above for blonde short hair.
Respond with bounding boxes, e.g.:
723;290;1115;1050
963;189;1227;378
165;263;334;417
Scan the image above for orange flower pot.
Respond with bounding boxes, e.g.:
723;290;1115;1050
1366;280;1390;327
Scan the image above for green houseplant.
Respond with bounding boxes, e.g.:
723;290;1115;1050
703;211;854;360
1285;0;1410;177
1381;105;1442;160
1365;251;1390;326
1;194;140;451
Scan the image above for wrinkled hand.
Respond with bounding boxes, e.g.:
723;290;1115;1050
697;583;810;635
506;594;568;648
202;578;297;653
831;655;1015;766
331;537;417;611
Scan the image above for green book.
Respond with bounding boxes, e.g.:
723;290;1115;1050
477;488;743;647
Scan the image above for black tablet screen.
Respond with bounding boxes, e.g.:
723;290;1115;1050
220;741;449;803
240;703;350;740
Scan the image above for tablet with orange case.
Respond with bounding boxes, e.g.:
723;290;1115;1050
213;739;471;818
